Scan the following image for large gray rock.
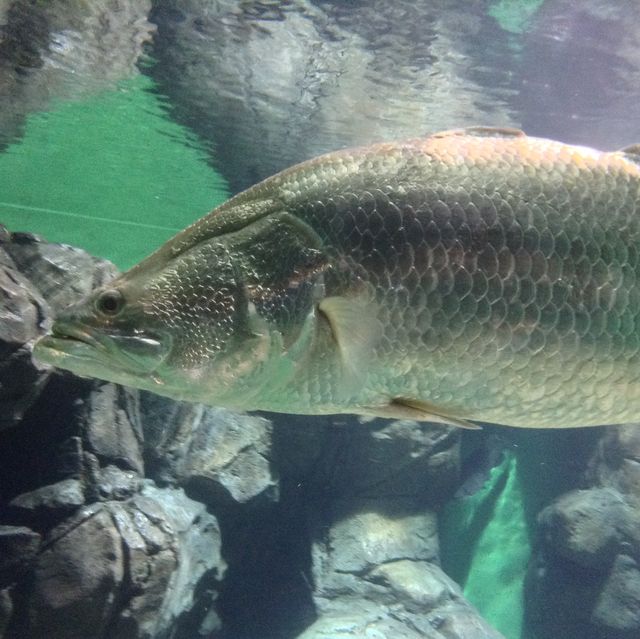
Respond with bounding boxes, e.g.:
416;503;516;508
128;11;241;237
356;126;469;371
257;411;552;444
143;398;277;506
526;424;640;639
0;232;227;639
313;499;439;582
0;227;117;433
9;478;85;521
24;506;125;639
0;235;49;431
11;485;223;639
537;487;640;569
5;232;118;313
0;526;41;583
592;555;640;633
82;382;144;475
293;418;502;639
306;502;504;639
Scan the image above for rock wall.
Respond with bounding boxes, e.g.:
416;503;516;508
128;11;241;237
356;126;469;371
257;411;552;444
0;230;225;639
526;425;640;639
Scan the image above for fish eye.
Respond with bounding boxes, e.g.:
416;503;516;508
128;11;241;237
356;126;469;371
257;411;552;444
95;289;125;316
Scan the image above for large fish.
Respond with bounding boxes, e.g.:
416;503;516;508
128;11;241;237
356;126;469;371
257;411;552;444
32;127;640;428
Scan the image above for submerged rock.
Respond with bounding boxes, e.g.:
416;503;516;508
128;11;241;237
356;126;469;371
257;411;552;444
0;232;226;639
267;415;500;639
306;497;505;639
13;486;223;639
0;238;48;431
526;424;640;639
143;398;277;506
9;478;85;522
0;526;40;582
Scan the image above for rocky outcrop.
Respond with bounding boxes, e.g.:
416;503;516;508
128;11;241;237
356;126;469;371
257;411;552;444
306;501;502;639
526;424;640;639
143;399;277;506
0;229;226;639
267;415;504;639
14;486;223;639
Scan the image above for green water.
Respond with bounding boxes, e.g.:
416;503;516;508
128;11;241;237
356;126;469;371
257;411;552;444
0;74;229;270
441;454;529;638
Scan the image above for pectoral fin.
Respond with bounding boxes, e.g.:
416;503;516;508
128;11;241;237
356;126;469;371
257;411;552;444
366;397;481;429
318;295;381;391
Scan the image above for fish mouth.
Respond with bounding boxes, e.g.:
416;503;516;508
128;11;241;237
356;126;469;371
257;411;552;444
33;320;171;381
52;321;104;348
33;321;107;362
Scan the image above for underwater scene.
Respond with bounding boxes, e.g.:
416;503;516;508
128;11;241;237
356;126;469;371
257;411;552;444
2;1;640;638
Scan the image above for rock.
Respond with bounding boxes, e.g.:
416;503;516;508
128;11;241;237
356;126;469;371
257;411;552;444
0;229;118;433
537;488;636;569
95;465;140;501
5;485;224;639
24;507;125;639
83;382;144;475
592;555;640;632
369;560;506;638
526;425;640;639
316;499;439;579
307;496;504;639
0;588;12;636
142;398;277;506
0;240;49;431
9;479;85;523
107;483;225;639
369;560;457;611
0;231;229;638
5;234;118;314
0;526;41;583
297;598;428;639
0;246;46;347
587;424;640;502
301;562;505;639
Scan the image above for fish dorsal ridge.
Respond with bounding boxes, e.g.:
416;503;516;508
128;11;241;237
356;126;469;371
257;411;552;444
431;126;526;140
618;143;640;164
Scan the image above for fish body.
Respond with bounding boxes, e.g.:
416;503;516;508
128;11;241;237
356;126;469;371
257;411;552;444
33;127;640;428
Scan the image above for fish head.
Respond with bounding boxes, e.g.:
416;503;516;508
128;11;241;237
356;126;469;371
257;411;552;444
33;211;331;407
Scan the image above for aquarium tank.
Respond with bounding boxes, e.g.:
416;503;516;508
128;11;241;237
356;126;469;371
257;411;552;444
1;1;640;639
